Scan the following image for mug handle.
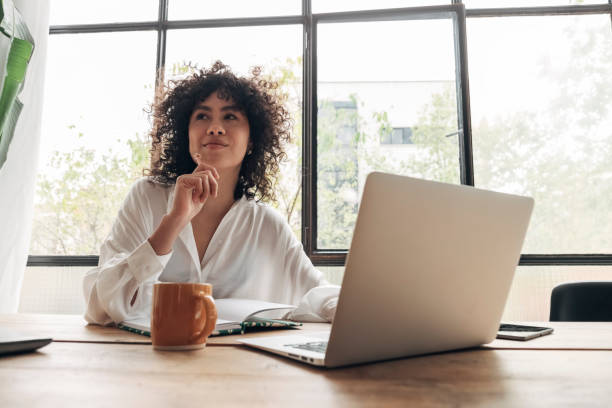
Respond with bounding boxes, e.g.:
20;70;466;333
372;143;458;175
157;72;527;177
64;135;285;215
192;292;218;344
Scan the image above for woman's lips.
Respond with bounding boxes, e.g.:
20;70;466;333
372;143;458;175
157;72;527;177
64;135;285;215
204;143;227;150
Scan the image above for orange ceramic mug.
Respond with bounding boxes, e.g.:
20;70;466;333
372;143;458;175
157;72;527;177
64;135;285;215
151;282;218;350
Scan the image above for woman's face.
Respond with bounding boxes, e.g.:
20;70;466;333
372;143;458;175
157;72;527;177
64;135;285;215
188;91;250;172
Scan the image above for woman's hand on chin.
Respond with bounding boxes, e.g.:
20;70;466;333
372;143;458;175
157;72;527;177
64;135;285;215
169;155;220;224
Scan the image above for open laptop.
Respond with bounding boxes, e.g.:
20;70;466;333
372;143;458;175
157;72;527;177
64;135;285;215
238;172;534;367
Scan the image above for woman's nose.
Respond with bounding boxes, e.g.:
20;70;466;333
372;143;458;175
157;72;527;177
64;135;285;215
207;124;225;135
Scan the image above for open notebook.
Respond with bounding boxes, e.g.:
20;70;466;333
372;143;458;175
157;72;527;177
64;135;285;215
118;298;301;337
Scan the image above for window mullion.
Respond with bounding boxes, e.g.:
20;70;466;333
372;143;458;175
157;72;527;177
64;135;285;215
302;0;316;256
452;5;474;186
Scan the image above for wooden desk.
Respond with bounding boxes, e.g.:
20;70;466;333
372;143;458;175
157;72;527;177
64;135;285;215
0;313;330;345
2;314;612;349
2;314;612;406
0;313;149;344
1;341;611;407
488;321;612;350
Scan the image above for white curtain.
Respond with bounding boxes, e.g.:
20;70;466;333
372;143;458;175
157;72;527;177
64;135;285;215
0;0;49;312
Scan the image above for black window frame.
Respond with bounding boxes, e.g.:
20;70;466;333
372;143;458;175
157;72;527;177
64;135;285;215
28;0;612;267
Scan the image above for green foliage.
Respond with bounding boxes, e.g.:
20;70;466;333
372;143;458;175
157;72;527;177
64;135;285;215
317;99;360;248
316;85;461;249
261;57;303;238
30;131;149;255
472;16;612;253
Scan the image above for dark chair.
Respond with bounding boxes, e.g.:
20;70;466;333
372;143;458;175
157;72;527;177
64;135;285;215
549;281;612;321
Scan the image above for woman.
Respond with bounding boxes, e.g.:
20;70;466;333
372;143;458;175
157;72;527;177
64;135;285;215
83;61;339;325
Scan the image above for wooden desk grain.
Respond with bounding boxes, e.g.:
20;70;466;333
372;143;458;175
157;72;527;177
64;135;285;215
487;321;612;350
0;313;330;345
1;341;611;407
3;314;612;350
0;313;149;344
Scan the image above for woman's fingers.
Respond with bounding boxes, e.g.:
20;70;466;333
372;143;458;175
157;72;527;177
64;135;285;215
193;154;219;201
201;174;211;203
193;170;218;200
178;175;203;200
208;172;219;198
196;163;220;180
192;176;203;201
194;154;220;179
175;163;219;218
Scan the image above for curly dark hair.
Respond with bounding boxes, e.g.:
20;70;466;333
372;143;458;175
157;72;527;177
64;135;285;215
146;61;292;202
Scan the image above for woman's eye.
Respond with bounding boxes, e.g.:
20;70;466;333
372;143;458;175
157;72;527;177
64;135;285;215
195;113;208;120
225;113;237;120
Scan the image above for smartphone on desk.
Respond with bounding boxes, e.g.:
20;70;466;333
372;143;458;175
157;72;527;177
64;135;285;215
496;323;554;341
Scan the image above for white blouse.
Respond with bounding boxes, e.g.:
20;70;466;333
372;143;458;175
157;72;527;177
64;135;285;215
83;177;339;326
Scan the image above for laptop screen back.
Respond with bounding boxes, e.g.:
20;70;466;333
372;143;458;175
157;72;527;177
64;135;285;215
325;172;534;367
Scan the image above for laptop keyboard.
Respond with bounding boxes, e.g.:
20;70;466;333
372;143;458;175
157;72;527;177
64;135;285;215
284;341;328;354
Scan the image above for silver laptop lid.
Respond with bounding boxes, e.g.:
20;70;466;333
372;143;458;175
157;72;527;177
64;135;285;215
325;172;534;367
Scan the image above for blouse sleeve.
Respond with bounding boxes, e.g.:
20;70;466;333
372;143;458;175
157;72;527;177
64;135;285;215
82;180;172;325
278;217;340;323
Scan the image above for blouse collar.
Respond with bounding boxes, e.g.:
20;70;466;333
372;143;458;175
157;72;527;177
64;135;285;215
166;187;248;271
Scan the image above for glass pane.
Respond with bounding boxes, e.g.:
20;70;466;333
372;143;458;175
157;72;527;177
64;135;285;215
165;26;303;237
464;0;607;8
502;265;612;321
313;0;451;13
168;0;301;20
49;0;158;25
317;19;460;249
317;266;345;286
19;267;89;314
30;32;157;255
468;15;612;253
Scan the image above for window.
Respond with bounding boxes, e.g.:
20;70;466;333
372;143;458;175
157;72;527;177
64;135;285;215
315;10;464;251
31;31;157;256
380;128;414;145
163;24;303;236
28;1;612;318
168;0;300;20
467;13;612;254
49;0;158;25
